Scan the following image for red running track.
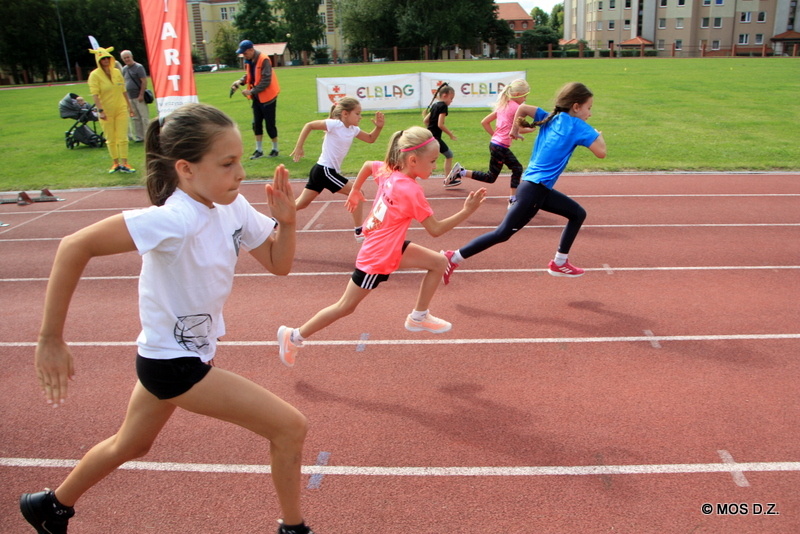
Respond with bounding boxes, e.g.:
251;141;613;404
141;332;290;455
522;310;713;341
1;173;799;533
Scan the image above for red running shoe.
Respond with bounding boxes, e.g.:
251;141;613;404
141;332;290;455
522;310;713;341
548;260;585;277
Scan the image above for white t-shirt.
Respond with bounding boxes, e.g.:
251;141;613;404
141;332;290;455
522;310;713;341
317;118;360;172
123;188;276;361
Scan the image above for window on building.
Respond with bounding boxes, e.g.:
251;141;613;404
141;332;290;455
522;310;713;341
712;40;720;50
624;19;631;29
610;0;616;9
677;0;685;6
713;17;722;28
715;0;723;5
738;34;749;45
220;7;228;20
755;33;764;44
701;17;709;28
319;13;326;26
757;11;766;23
597;21;603;30
740;12;751;23
509;22;514;29
608;40;615;48
676;17;684;28
658;18;666;29
230;7;235;15
609;20;616;29
599;1;603;10
523;22;528;29
660;0;667;6
657;39;665;49
675;39;683;50
625;0;631;8
703;0;710;5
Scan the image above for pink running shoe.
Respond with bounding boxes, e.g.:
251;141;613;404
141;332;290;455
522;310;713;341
547;260;585;278
441;250;459;285
277;325;302;367
405;313;452;334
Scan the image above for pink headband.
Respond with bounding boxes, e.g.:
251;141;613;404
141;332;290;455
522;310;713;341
401;136;435;152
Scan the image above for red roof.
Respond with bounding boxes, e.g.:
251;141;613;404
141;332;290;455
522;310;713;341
771;30;800;41
620;36;654;46
496;2;533;21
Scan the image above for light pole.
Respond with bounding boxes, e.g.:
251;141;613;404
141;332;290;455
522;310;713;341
54;0;72;80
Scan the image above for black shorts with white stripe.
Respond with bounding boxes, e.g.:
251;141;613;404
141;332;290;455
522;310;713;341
306;163;348;193
351;268;390;289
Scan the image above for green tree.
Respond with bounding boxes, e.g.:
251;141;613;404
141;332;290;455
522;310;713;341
337;0;397;52
531;7;550;28
212;25;242;67
550;3;564;36
517;26;561;57
0;0;59;82
274;0;324;60
234;0;279;44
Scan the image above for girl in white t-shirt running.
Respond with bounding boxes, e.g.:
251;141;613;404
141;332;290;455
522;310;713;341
20;103;315;534
290;96;384;242
277;126;487;367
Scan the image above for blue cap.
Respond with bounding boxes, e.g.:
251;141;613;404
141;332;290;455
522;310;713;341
236;40;254;54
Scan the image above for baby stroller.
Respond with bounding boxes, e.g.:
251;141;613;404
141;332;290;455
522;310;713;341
59;93;106;149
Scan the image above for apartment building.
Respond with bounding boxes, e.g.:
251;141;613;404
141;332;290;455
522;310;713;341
186;0;346;63
562;0;800;56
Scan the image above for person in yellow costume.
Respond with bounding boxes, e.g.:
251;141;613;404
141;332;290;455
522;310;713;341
88;46;136;173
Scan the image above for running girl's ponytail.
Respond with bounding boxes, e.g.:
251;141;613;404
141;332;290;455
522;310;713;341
145;103;236;206
423;82;452;117
385;126;436;170
523;82;594;129
495;79;530;111
329;96;360;119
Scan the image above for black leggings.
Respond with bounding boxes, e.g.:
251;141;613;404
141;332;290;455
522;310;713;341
460;180;586;259
470;143;524;190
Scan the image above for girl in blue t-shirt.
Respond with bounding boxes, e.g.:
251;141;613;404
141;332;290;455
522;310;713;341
441;82;607;284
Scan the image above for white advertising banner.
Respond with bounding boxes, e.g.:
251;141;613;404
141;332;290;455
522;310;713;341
316;73;421;113
420;71;526;109
316;71;526;113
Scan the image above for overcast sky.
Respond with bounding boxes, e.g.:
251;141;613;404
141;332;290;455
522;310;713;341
514;0;563;16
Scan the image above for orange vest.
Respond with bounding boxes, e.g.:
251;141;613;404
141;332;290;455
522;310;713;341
245;52;280;104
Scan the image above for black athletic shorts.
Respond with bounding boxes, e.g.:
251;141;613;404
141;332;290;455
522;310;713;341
136;354;212;400
350;240;410;289
306;164;348;194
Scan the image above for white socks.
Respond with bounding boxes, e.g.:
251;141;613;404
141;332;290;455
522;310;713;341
451;250;465;264
554;252;568;266
410;309;428;321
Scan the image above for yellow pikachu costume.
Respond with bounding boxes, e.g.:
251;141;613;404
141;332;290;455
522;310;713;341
88;46;134;173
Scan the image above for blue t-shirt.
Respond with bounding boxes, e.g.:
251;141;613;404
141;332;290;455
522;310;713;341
523;111;600;189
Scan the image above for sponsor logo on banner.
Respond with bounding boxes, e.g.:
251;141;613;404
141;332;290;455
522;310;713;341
430;79;448;96
327;84;347;104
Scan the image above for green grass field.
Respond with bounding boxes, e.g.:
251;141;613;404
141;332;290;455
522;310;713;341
0;57;798;192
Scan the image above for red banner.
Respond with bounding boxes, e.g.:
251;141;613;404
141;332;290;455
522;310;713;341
139;0;198;116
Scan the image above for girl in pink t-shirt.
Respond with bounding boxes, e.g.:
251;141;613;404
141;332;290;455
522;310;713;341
443;79;536;209
277;126;487;367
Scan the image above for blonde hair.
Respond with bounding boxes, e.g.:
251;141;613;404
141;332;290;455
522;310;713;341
495;79;530;111
384;126;437;171
329;96;360;119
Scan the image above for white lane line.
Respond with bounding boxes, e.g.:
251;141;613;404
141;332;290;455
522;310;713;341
2;457;799;478
1;333;799;349
718;450;751;487
643;330;662;349
0;190;106;236
302;201;333;231
3;265;800;283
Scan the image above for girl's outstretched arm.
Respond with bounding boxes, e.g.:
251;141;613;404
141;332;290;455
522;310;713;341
510;104;539;140
588;131;607;158
419;188;487;237
345;161;375;213
37;214;137;406
355;111;385;144
252;165;296;275
290;120;327;162
480;111;497;136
